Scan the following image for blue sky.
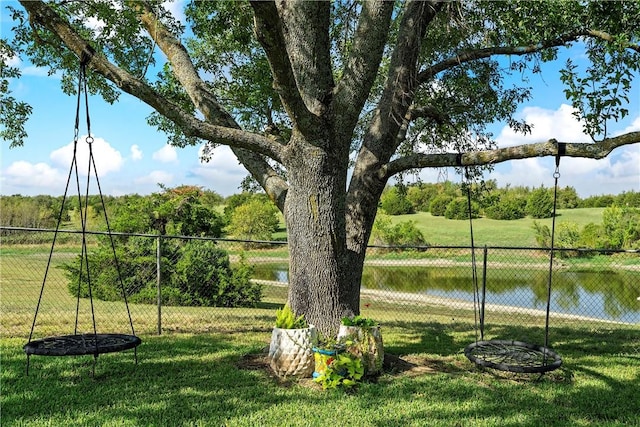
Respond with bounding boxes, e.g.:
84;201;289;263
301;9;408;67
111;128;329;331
1;1;638;198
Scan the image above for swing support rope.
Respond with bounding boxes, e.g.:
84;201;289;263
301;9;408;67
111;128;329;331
25;55;139;375
463;143;565;374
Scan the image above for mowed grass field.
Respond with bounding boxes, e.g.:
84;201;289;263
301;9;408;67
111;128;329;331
388;208;607;247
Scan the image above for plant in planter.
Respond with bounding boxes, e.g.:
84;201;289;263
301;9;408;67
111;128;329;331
313;351;364;390
312;335;345;379
337;315;384;376
268;304;317;377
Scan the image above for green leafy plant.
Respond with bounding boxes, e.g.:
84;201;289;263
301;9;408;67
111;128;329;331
274;304;308;329
313;352;364;389
341;315;377;327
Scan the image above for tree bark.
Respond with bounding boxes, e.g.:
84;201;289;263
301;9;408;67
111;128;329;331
282;131;352;335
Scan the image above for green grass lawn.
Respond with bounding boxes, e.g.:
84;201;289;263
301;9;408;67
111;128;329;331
2;318;639;426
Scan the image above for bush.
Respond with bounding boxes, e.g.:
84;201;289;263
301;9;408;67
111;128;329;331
601;205;640;250
227;198;280;241
64;238;261;308
406;185;436;212
555;222;581;258
484;194;527;220
370;214;427;248
444;197;480;220
172;241;260;307
64;236;176;302
579;223;607;249
380;187;414;215
526;187;554;218
429;195;453;217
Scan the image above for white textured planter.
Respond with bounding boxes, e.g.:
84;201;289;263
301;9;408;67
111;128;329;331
268;325;317;377
337;325;384;375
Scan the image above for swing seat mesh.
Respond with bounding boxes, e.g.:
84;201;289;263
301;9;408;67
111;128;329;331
464;340;562;374
24;334;141;357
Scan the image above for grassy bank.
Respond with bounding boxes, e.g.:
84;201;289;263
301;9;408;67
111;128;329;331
389;208;607;247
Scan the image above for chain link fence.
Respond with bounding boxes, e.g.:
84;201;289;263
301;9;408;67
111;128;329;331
2;226;638;343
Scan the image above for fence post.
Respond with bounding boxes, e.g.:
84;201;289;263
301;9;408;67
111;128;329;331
156;235;162;335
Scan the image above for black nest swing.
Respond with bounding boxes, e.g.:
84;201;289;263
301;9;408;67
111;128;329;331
463;148;564;375
24;57;141;375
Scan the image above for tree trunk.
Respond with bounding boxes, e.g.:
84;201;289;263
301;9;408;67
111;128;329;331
282;132;356;336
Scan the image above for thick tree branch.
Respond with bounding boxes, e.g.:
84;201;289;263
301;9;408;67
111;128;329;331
250;1;318;136
381;131;640;179
20;0;290;204
19;0;283;159
131;1;290;207
418;29;640;83
333;1;394;141
346;1;440;254
276;0;334;117
131;1;237;128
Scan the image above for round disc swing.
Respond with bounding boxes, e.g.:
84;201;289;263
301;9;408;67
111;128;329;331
463;147;564;375
24;55;141;376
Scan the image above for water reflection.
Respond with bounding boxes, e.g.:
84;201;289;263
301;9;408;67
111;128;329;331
252;263;640;323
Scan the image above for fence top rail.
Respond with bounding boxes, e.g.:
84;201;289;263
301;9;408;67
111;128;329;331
2;226;638;254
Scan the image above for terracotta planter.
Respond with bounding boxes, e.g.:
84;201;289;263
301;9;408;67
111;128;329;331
337;325;384;375
268;325;317;377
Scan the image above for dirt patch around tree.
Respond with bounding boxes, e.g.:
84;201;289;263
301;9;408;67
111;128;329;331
235;348;467;389
236;347;570;387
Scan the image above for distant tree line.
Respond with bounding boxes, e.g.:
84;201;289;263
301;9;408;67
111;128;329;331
2;181;638;253
0;185;282;238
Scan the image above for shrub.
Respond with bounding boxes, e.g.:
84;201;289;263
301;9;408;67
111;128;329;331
526;187;554;218
555;222;581;258
64;236;176;302
370;214;427;248
64;238;261;308
172;241;260;307
226;198;280;242
380;187;414;215
484;194;527;220
429;195;453;217
406;185;436;212
601;205;640;250
444;197;480;220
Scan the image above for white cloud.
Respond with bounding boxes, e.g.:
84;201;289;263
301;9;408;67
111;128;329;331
162;0;187;24
2;54;21;68
152;144;178;163
50;136;124;176
615;115;640;135
130;144;143;161
134;170;174;186
489;106;640;197
496;104;592;147
188;145;247;195
1;161;66;193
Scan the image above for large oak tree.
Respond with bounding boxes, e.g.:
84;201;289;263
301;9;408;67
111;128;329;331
3;0;639;334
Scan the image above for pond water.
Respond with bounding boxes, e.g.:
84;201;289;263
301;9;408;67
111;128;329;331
252;263;640;324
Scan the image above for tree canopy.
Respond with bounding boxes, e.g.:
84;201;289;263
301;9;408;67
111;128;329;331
3;0;639;333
